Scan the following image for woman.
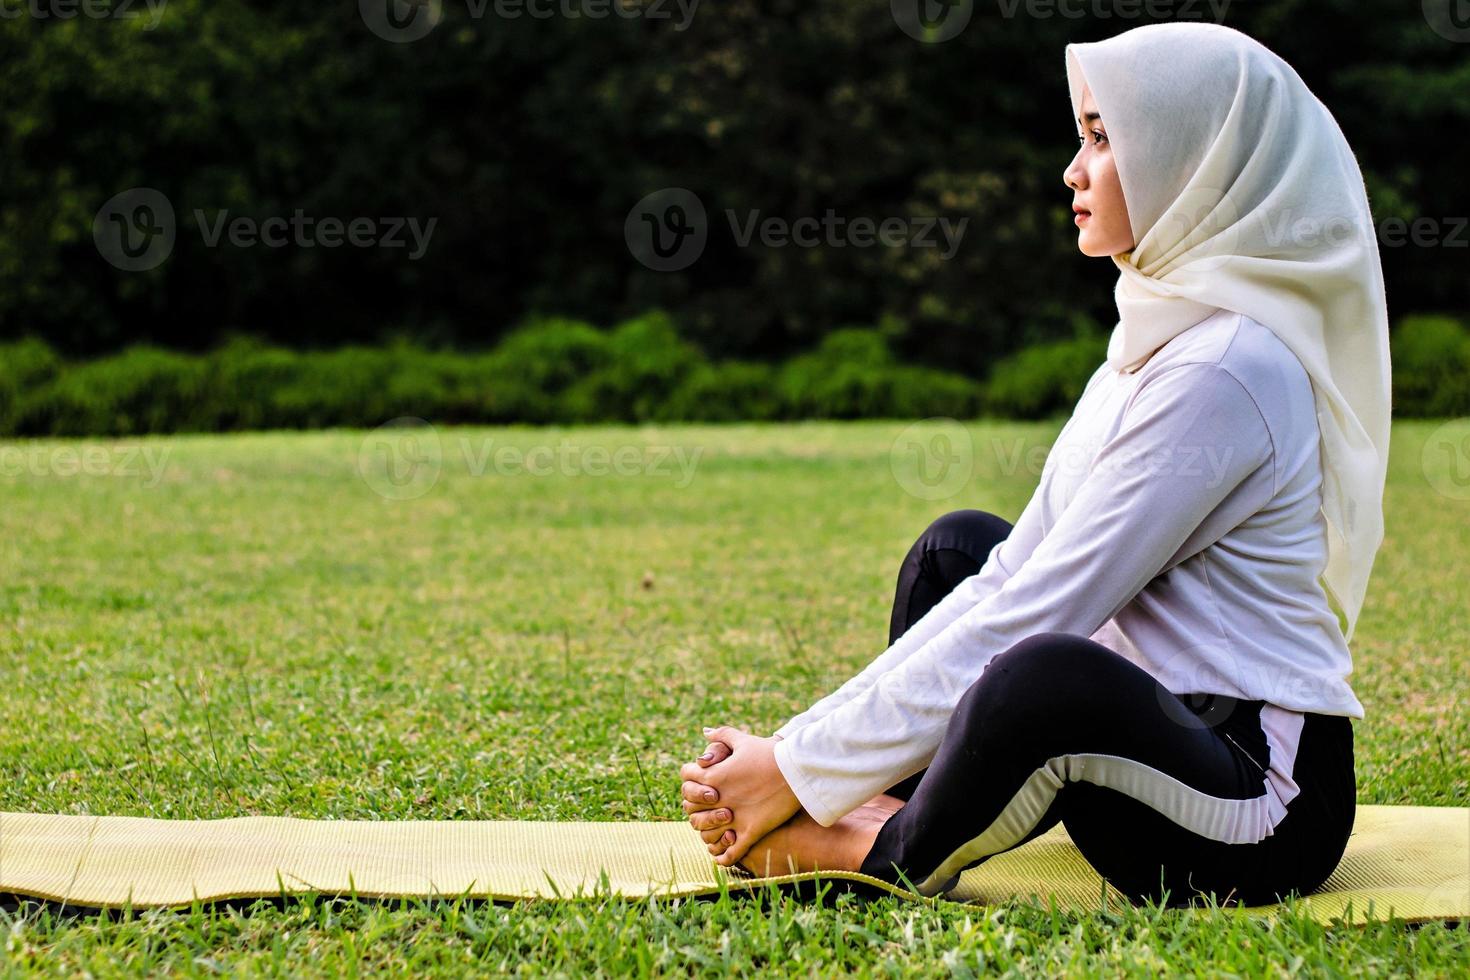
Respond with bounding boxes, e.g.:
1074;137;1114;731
678;21;1391;907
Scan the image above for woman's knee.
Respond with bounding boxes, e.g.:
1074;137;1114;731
956;632;1118;728
913;508;1012;558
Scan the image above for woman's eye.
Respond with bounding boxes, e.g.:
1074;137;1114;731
1076;131;1108;146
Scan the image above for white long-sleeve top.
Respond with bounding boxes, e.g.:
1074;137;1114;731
772;309;1364;827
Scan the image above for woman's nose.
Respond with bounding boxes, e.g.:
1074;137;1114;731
1063;153;1084;190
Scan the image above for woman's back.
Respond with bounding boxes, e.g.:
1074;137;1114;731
1059;309;1363;719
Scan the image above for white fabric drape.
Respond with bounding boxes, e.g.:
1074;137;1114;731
1064;22;1391;641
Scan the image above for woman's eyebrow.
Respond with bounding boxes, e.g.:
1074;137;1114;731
1077;110;1102;125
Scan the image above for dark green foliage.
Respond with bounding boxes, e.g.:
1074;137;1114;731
1390;314;1470;417
0;337;60;433
0;319;983;435
2;3;1461;374
657;361;784;423
20;346;210;436
3;310;1462;436
561;313;704;423
982;331;1110;421
775;329;985;420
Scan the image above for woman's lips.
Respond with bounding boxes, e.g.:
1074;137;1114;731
1074;211;1091;225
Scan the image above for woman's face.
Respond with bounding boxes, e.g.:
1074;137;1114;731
1064;81;1134;257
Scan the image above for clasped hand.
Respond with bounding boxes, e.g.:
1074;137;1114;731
679;726;799;867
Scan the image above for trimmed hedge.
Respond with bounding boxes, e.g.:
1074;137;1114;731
982;332;1110;421
0;314;984;436
2;312;1463;437
1390;314;1470;418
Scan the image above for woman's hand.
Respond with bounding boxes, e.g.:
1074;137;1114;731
680;726;800;868
682;732;788;855
685;738;737;850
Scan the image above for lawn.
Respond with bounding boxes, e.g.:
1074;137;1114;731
1;418;1466;975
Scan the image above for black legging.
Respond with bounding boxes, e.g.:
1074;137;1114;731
854;509;1356;907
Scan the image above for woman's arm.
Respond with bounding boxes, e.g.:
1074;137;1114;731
771;489;1047;740
770;362;1111;742
772;360;1279;826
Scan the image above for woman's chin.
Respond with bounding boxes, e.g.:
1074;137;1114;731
1077;234;1125;258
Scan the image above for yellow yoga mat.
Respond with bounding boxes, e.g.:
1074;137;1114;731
2;805;1465;924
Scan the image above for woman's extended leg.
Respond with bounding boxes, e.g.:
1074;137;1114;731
880;508;1013;802
855;631;1356;906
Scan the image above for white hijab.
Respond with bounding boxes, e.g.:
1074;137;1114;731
1064;22;1391;643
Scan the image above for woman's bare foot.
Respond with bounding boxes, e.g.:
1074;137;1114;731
732;798;902;878
861;793;907;816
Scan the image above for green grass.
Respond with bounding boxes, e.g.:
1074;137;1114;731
1;418;1466;975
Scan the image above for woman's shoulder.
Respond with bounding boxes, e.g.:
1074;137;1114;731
1144;311;1314;417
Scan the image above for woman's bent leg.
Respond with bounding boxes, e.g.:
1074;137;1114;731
881;508;1013;801
857;632;1354;905
888;508;1014;647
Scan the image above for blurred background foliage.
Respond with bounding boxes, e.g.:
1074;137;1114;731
1;0;1466;428
2;312;1465;436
